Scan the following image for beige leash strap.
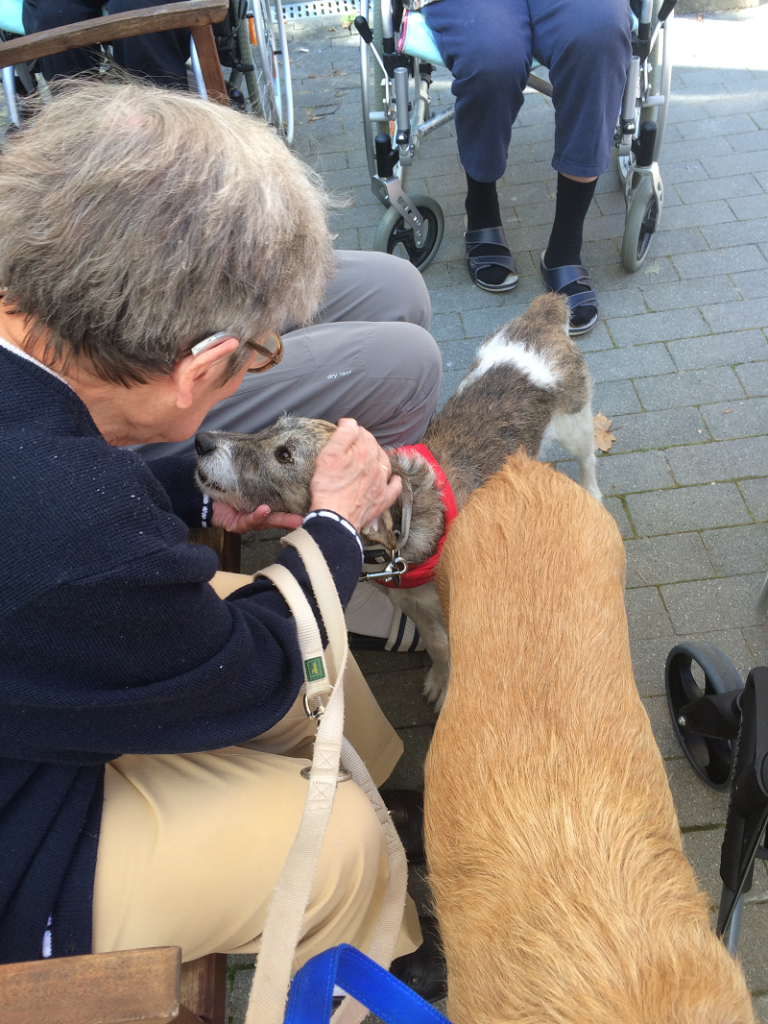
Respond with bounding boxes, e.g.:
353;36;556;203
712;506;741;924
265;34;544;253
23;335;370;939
245;529;407;1024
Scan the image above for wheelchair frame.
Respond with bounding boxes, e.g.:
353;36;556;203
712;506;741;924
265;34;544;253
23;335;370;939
355;0;677;274
0;0;293;143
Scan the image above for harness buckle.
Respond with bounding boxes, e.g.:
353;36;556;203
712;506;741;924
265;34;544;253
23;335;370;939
359;549;408;585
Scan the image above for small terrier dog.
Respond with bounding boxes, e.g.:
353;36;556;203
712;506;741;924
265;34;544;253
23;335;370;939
195;293;601;707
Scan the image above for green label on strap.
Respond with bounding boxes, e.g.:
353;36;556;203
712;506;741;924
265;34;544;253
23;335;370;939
304;656;326;681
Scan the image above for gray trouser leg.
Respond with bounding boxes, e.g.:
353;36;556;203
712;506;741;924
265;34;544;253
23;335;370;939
137;251;439;459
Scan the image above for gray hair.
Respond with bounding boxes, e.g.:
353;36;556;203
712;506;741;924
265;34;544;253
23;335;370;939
0;79;336;384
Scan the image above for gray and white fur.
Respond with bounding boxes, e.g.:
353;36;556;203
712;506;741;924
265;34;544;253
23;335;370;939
195;293;601;708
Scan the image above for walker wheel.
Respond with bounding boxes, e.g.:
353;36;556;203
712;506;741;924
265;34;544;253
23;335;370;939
372;194;444;271
665;641;744;791
621;176;660;273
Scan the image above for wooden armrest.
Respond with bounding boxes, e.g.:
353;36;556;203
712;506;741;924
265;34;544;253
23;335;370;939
0;946;183;1024
0;1;228;70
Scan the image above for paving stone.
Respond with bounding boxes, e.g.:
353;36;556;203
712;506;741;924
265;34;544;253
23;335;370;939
661;573;764;633
626;484;752;536
734;904;768;993
682;827;768;907
607;307;709;347
631;629;752;699
702;398;768;440
674;172;763;204
625;586;674;640
585;344;675;384
656;199;737;231
437;368;465;409
592;379;642;416
729;192;768;219
733;269;768;301
640;275;742;314
634;366;746;411
668;330;768;371
226;960;255;1024
702;524;768;576
673;244;768;279
594;288;646;319
754;995;768;1024
701;218;768;249
608;407;708;454
430;311;464;342
604;496;633;539
735;361;768;397
742;620;768;666
437;336;482;372
740;478;768;522
645;226;712;257
642;694;680;759
666;437;768;486
596;450;675;497
625;533;715;588
702;148;768;179
664;759;730;829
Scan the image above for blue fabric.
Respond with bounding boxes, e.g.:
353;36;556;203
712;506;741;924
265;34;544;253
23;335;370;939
422;0;632;181
286;944;452;1024
0;344;363;964
0;0;24;35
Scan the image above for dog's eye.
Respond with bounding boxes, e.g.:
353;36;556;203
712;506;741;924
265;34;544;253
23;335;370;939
275;447;293;464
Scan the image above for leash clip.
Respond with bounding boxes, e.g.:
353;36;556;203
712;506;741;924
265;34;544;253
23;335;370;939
359;550;408;585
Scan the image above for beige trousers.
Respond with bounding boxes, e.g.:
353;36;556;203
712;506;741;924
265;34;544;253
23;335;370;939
92;572;422;967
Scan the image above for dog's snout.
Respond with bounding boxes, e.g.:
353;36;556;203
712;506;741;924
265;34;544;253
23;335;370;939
195;432;217;456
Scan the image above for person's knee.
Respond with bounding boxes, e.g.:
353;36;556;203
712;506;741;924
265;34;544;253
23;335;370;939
379;256;432;330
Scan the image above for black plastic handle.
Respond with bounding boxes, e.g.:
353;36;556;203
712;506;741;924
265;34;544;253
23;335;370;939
354;15;373;44
658;0;678;22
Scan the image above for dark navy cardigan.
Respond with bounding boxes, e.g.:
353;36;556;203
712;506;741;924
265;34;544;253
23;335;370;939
0;344;362;964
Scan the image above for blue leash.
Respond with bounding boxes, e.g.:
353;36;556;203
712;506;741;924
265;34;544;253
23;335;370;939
285;944;452;1024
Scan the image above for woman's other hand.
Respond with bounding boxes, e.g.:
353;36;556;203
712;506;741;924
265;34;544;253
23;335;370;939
211;502;303;534
309;418;402;532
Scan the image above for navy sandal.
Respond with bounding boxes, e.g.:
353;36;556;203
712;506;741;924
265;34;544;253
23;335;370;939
540;254;598;335
465;226;519;292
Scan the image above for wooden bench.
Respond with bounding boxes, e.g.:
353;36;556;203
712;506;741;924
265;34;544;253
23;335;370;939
0;946;227;1024
0;0;230;106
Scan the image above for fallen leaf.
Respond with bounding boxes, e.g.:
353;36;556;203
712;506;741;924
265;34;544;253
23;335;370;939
328;25;335;30
593;411;617;453
723;408;733;414
331;68;348;76
299;47;309;52
307;72;317;78
644;262;662;276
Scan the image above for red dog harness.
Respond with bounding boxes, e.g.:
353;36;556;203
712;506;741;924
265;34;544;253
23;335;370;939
377;443;458;589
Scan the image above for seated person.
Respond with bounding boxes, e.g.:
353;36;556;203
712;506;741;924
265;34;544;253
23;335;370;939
419;0;633;333
0;79;443;996
22;0;191;87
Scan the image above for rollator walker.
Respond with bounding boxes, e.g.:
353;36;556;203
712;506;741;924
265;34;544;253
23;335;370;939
354;0;677;273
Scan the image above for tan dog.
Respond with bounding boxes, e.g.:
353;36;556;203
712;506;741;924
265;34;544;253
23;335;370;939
425;453;754;1024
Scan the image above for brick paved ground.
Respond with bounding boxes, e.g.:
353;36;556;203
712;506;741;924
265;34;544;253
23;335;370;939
4;7;768;1019
228;6;768;1019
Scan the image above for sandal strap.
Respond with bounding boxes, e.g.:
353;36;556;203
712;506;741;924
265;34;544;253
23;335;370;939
541;260;592;292
465;226;518;275
566;288;598;313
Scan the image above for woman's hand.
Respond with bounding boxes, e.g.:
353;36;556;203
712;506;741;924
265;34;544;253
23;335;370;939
309;418;402;532
211;501;303;534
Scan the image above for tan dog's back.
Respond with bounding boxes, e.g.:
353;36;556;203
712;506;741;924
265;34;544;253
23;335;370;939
426;454;753;1024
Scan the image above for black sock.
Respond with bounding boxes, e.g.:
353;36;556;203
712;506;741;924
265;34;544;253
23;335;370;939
465;174;514;288
544;173;597;269
465;174;501;233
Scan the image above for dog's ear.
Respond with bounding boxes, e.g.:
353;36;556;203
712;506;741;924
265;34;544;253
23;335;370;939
361;462;411;550
361;508;398;549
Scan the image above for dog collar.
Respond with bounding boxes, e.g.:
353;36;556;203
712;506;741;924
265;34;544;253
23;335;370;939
378;443;458;589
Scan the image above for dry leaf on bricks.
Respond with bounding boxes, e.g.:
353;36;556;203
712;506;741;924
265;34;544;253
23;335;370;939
594;411;617;453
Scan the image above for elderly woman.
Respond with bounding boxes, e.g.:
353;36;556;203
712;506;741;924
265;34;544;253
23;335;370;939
0;80;439;987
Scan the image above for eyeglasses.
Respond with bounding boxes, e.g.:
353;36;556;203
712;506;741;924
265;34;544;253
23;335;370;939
189;330;283;374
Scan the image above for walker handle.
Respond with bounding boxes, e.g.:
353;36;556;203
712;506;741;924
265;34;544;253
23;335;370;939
354;15;374;44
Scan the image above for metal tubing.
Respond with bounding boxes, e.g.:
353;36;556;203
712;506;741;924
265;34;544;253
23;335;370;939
190;39;209;100
622;55;640;124
394;66;410;136
380;0;393;46
719;888;745;955
2;65;20;126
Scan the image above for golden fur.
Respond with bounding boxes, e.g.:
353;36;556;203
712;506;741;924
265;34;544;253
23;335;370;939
425;453;754;1024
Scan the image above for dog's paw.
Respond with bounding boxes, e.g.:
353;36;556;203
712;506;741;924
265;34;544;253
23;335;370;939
423;663;449;711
